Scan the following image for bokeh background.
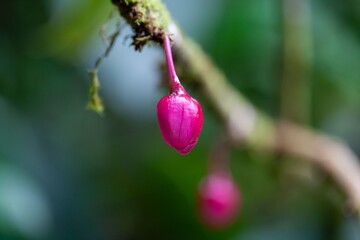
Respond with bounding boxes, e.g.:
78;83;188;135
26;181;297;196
1;0;360;239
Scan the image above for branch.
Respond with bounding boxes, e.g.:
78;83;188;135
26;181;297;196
111;0;360;218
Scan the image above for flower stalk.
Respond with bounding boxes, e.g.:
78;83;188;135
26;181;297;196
163;35;181;92
156;34;204;155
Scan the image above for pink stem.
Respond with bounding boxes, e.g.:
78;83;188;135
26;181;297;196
208;139;231;176
163;35;180;92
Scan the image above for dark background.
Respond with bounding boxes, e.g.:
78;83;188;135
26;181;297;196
0;0;360;239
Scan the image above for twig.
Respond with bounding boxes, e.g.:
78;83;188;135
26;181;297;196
280;0;314;184
88;10;122;114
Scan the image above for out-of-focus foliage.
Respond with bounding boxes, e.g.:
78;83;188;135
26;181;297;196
0;0;360;239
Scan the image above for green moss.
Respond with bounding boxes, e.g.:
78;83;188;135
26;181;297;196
87;69;104;115
112;0;171;50
124;0;170;28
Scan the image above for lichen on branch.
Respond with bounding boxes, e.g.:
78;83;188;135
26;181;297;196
87;69;104;114
111;0;171;51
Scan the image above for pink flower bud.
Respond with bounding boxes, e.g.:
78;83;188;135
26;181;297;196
197;172;241;228
157;35;203;154
157;85;203;154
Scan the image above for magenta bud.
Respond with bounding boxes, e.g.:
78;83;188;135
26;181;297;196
197;172;241;229
157;85;203;155
158;35;204;154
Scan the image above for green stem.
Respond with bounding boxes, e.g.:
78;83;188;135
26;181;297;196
281;0;313;123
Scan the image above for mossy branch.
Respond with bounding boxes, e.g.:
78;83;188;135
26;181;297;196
111;0;170;51
111;0;360;220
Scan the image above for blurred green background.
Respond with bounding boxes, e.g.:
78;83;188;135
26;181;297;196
1;0;360;239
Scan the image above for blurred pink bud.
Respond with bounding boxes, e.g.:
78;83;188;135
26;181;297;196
157;85;203;154
197;172;240;228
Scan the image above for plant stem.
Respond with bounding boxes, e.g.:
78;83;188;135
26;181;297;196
280;0;314;183
163;35;180;92
281;0;313;123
